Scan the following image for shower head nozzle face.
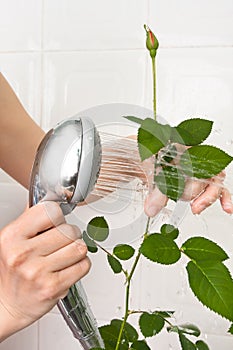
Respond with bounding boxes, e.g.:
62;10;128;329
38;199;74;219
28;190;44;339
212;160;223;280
29;116;102;215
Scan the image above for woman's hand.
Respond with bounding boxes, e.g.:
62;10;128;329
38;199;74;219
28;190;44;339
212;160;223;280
144;171;233;217
0;202;90;341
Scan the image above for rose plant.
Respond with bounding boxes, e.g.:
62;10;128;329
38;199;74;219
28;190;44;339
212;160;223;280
83;26;233;350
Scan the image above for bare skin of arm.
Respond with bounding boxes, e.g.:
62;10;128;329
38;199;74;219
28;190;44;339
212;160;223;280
0;73;45;188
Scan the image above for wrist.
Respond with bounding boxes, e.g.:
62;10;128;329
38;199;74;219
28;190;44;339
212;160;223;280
0;299;25;342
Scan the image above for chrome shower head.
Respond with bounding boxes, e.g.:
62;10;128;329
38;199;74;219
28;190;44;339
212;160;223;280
29;116;102;214
29;116;104;350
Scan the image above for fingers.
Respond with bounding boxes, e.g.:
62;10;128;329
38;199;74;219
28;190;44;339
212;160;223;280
31;223;82;256
220;188;233;214
47;239;88;272
144;187;168;217
13;202;65;239
144;171;232;217
55;257;91;295
181;178;207;201
190;173;226;214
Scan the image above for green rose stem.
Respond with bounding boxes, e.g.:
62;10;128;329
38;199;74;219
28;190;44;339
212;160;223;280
115;219;150;350
152;55;157;120
115;26;159;350
115;226;149;350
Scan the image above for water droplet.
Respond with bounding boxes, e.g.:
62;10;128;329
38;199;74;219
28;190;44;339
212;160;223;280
226;139;233;146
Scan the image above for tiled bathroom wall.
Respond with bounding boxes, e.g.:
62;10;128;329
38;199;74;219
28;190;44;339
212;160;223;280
0;1;233;349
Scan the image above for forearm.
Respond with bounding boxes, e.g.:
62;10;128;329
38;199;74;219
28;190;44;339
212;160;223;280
0;73;45;188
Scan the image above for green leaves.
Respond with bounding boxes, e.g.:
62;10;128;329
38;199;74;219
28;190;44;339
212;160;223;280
196;341;210;350
179;332;197;350
87;216;109;241
182;237;233;321
99;320;139;350
111;319;138;343
180;145;233;178
155;165;185;201
176;324;200;337
137;118;171;161
182;237;228;262
137;117;215;161
83;231;98;253
99;323;128;350
187;260;233;321
160;224;179;240
124;116;144;125
130;340;150;349
139;312;165;337
107;244;135;273
140;233;181;265
171;118;213;146
107;255;122;274
113;244;135;260
168;323;209;350
128;115;233;202
83;216;109;253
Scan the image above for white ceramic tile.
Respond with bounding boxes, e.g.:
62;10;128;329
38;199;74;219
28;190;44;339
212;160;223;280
0;0;42;51
149;0;233;47
43;0;148;50
204;334;233;349
0;183;27;229
38;313;83;350
0;53;42;124
0;322;38;350
42;51;147;129
0;169;17;184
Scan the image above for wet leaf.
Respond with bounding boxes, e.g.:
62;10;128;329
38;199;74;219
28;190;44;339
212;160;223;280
99;324;128;350
82;231;98;253
139;312;165;337
179;332;197;350
113;244;135;260
160;224;179;240
130;340;151;349
178;324;200;337
124;116;144;125
87;216;109;242
138;118;171;160
182;237;228;262
154;166;185;201
186;260;233;321
171;118;213;146
195;340;210;350
111;319;138;343
140;233;181;265
180;145;233;179
107;255;122;274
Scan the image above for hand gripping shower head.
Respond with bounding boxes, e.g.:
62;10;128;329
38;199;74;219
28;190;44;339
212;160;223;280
29;116;104;350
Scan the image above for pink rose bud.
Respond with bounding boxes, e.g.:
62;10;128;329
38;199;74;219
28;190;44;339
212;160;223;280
144;24;159;58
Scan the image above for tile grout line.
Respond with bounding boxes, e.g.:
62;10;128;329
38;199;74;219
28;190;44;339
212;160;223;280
0;45;233;55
